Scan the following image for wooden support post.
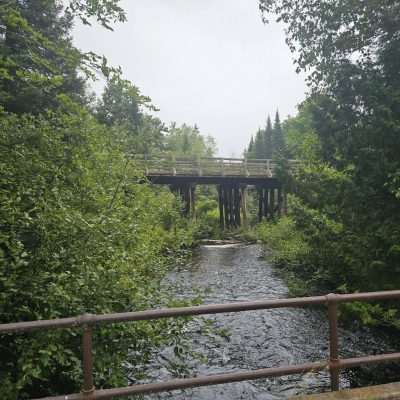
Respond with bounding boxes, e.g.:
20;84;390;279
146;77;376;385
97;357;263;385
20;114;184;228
224;186;229;228
191;185;196;218
263;188;268;219
235;186;241;227
184;185;189;216
228;186;233;228
277;188;282;217
258;188;263;223
241;187;248;227
269;188;275;220
218;186;224;229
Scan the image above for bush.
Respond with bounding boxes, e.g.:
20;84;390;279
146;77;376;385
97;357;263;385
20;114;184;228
256;215;310;267
0;108;194;399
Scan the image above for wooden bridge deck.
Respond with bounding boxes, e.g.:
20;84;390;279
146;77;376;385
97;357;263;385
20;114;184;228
134;156;298;182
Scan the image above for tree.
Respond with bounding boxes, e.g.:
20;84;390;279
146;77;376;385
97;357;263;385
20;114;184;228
254;128;265;159
165;124;217;158
282;100;320;162
0;0;126;114
0;0;84;113
96;72;155;128
0;106;195;398
0;1;208;397
272;110;285;156
263;115;273;158
247;135;255;157
259;0;400;327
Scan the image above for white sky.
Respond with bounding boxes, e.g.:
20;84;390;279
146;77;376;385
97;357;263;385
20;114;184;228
73;0;307;157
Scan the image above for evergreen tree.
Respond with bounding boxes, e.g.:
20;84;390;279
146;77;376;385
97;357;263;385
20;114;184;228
263;115;273;158
272;110;285;156
254;129;265;159
247;135;255;157
0;0;85;114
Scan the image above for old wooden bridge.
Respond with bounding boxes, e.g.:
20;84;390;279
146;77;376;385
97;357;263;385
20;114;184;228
135;156;298;227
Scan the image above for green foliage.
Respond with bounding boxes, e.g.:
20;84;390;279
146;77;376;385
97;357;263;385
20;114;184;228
193;188;223;239
272;111;285;156
263;116;273;158
254;129;265;159
255;0;400;328
67;0;126;30
0;0;222;398
96;72;165;154
96;72;155;128
0;0;127;115
257;215;309;267
164;123;217;158
0;1;85;113
282;101;321;162
0;106;197;398
256;215;311;296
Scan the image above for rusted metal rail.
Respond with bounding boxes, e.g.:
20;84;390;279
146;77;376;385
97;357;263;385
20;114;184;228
1;290;400;399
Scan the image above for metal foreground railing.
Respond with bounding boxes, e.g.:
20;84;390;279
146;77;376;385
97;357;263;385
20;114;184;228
1;291;400;399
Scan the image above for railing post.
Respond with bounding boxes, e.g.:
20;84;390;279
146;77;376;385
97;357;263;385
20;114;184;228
266;159;271;177
82;315;95;396
244;158;249;177
327;294;340;391
197;157;202;176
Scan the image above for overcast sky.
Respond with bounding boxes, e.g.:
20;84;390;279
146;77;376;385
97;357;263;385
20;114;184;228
73;0;307;157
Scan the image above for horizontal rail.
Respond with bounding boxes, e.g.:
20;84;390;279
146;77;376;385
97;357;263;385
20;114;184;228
2;290;400;334
130;155;301;178
36;361;329;399
34;353;400;400
3;290;400;400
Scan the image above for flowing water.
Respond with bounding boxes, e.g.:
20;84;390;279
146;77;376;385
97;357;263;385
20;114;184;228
142;243;397;399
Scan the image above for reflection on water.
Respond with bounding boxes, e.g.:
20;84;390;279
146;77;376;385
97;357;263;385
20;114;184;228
142;244;396;399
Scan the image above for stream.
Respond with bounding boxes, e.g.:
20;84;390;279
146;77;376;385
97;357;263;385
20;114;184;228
142;243;398;399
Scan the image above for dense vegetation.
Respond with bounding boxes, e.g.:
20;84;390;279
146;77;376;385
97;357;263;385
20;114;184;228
0;1;213;398
255;0;400;328
2;0;400;397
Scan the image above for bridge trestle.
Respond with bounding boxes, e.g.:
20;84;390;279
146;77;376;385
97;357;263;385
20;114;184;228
257;186;286;222
217;184;247;229
170;183;196;216
170;182;286;228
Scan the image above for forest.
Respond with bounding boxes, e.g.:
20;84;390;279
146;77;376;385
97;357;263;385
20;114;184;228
250;0;400;329
1;0;400;398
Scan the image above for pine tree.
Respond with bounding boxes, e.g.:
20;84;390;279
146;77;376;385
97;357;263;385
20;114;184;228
246;136;255;158
254;129;265;159
263;115;273;158
272;110;285;156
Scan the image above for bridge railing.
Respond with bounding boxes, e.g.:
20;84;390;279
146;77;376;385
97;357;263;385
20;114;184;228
1;290;400;399
132;155;300;177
